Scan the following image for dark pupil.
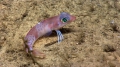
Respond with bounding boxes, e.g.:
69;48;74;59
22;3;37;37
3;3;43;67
62;18;67;22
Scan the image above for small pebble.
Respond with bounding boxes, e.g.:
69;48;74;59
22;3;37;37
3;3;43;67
1;36;5;40
107;56;115;60
76;43;79;45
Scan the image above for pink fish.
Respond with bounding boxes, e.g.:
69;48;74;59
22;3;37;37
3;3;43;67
23;12;76;58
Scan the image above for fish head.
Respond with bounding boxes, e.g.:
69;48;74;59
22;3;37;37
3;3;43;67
59;12;76;24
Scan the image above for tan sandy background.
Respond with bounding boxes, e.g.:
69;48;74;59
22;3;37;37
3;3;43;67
0;0;120;67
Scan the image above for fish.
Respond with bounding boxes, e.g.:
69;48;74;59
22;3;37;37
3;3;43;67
23;12;76;58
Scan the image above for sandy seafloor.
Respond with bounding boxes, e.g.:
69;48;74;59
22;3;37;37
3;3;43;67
0;0;120;67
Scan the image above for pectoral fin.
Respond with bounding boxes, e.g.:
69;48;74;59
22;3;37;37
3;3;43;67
55;30;64;43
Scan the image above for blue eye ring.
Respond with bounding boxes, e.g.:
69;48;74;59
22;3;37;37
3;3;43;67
60;12;70;23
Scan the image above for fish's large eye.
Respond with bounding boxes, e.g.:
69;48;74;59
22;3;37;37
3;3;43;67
61;18;68;23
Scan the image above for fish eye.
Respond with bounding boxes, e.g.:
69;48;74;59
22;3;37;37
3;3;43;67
61;18;68;23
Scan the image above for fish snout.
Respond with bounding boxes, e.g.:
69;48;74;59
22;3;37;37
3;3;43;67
70;15;76;22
